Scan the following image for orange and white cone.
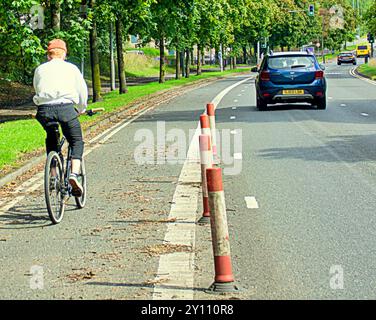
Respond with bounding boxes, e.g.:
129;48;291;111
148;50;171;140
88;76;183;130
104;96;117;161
205;167;240;293
206;103;217;157
198;134;213;224
200;114;211;138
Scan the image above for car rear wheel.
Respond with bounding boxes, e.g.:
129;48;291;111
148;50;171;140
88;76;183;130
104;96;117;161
257;96;267;111
337;62;341;65
316;97;327;110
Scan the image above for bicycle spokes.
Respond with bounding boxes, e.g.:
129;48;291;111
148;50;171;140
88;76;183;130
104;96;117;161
45;152;65;224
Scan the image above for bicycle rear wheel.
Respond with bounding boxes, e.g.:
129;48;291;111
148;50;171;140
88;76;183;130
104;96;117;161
45;152;65;224
75;158;87;209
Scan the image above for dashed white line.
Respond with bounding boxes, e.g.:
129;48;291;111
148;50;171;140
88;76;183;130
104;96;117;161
245;197;259;209
234;153;243;160
230;116;236;120
361;113;369;117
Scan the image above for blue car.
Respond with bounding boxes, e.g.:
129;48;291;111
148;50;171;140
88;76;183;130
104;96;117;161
252;51;327;110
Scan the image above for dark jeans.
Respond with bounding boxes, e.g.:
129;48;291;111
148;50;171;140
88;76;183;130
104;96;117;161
36;104;84;160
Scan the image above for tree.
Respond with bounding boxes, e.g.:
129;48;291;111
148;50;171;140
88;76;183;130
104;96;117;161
87;0;102;102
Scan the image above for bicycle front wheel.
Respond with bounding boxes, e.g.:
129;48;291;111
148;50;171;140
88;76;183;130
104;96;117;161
75;158;87;209
45;152;65;224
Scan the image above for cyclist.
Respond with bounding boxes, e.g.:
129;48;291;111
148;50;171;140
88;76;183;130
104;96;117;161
33;39;88;197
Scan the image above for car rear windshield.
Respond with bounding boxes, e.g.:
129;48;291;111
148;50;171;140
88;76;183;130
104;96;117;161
340;53;353;56
267;56;315;70
357;46;367;50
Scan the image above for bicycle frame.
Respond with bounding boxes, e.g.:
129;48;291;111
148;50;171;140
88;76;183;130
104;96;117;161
50;123;73;198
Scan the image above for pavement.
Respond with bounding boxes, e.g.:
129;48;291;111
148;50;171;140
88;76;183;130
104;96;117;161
1;59;376;300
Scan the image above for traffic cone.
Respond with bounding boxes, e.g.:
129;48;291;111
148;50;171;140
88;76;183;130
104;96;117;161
200;114;211;137
198;134;213;224
206;103;217;157
205;167;240;293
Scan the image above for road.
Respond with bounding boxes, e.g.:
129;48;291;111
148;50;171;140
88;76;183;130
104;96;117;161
0;60;376;299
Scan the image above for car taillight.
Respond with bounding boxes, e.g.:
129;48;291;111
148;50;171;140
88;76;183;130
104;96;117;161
315;70;324;79
260;71;270;81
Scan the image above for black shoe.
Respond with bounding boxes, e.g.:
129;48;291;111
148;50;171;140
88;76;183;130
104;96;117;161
69;174;83;197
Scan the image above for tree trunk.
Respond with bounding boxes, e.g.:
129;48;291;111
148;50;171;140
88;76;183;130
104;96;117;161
222;45;226;70
185;49;190;78
197;44;202;75
159;37;166;83
51;0;61;32
109;23;116;91
243;46;247;64
232;48;236;69
175;50;181;80
89;0;102;102
115;18;127;94
180;51;185;77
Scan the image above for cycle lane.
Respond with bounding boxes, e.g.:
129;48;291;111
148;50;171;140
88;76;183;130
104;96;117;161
0;75;249;299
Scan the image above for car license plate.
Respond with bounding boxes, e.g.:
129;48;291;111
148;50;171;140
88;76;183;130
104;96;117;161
282;90;304;95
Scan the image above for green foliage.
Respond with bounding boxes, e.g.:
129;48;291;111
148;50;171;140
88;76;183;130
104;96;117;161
0;0;361;84
364;0;376;35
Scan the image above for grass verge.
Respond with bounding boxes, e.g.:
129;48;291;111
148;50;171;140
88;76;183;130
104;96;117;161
357;59;376;80
0;67;250;174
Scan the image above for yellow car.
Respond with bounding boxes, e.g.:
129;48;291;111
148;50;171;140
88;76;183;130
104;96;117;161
356;44;371;58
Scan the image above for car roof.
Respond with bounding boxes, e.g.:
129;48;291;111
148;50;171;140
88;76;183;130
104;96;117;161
269;51;313;57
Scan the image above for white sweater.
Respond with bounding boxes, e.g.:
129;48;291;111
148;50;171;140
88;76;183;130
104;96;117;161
33;59;88;112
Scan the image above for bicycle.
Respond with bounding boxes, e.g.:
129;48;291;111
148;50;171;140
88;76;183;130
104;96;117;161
44;108;104;224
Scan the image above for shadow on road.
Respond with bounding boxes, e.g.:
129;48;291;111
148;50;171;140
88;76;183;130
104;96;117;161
258;134;376;164
0;204;78;229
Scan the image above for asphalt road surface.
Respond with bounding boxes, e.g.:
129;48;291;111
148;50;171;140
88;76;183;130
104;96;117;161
1;60;376;300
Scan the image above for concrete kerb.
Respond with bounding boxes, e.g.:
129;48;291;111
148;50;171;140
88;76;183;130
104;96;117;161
351;66;376;84
0;72;249;189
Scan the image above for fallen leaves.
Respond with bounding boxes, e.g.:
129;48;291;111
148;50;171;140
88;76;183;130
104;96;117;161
66;268;97;282
140;243;193;257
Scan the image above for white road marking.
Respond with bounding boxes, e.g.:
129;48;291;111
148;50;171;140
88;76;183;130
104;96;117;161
230;116;236;120
340;104;347;107
230;130;237;135
349;67;376;86
361;113;369;117
234;99;238;103
328;97;333;100
232;107;237;110
153;76;252;300
234;153;243;160
245;197;259;209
